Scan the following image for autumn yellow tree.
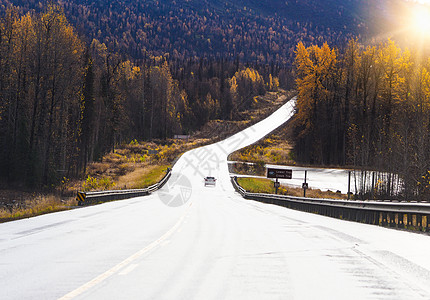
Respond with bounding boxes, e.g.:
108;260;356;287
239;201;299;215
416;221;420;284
0;4;84;185
293;41;338;164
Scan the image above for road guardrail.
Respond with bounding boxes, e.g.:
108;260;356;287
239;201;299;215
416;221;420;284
76;168;171;206
231;176;430;232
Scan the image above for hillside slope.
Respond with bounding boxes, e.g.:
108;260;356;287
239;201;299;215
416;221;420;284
0;0;392;63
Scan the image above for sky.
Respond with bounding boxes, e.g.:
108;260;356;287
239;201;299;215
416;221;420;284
408;0;430;4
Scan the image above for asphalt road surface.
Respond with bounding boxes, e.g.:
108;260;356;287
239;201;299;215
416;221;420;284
1;98;430;300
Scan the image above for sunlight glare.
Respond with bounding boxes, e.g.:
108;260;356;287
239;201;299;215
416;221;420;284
412;0;430;4
412;6;430;35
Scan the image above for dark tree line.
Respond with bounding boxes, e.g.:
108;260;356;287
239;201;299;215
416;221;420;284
0;4;284;188
293;39;430;199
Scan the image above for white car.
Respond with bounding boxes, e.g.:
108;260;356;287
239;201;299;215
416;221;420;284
204;176;217;186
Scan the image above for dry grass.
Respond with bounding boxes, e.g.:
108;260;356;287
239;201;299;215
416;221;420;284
115;165;170;189
78;139;208;192
237;177;347;199
193;120;250;140
229;134;295;166
0;195;75;223
237;177;275;194
280;186;347;199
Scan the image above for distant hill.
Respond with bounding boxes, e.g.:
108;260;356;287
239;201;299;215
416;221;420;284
0;0;396;63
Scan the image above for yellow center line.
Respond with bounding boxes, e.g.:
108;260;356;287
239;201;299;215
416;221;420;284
58;202;193;300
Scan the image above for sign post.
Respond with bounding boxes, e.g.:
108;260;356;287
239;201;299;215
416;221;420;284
267;168;292;194
274;178;280;194
303;170;308;197
348;171;351;200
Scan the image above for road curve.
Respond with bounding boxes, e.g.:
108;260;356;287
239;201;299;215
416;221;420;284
1;97;430;300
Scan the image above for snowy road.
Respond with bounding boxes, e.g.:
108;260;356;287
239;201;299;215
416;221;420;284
1;97;430;299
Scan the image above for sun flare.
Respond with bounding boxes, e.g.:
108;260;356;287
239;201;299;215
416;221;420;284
412;6;430;35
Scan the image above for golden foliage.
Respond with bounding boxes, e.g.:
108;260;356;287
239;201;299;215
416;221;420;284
294;42;337;133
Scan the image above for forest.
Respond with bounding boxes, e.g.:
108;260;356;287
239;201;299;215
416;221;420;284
0;0;375;65
293;39;430;199
0;5;282;188
2;0;424;198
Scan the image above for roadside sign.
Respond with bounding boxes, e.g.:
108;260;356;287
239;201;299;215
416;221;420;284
302;183;309;189
267;168;292;179
174;135;190;140
274;181;280;188
76;192;86;206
